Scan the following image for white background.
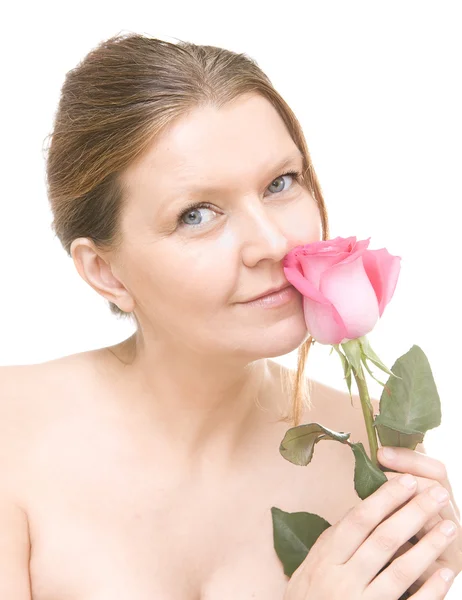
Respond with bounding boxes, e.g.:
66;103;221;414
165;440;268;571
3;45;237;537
1;1;461;595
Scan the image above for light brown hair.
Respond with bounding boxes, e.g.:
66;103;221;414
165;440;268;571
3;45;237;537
44;32;330;426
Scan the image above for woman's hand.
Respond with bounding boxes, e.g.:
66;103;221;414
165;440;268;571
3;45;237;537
283;473;457;599
378;445;462;594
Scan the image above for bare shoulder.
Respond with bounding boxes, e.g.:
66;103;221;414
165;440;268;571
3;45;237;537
0;350;104;456
270;362;373;434
306;378;379;437
304;376;426;455
271;362;383;450
0;364;38;447
0;347;108;402
0;356;80;418
0;370;32;598
0;364;44;505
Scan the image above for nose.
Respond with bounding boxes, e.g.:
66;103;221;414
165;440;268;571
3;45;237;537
238;200;292;267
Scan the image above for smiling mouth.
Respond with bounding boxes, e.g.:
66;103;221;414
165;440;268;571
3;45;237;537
237;284;297;309
241;283;292;303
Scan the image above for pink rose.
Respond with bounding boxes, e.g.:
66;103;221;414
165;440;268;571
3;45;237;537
283;236;401;345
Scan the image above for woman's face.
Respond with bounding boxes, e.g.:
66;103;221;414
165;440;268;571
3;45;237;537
113;93;322;360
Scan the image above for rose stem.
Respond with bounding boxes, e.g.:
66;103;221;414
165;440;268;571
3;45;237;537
352;363;380;469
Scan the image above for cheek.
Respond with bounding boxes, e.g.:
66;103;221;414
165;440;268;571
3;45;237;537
285;195;323;245
146;248;232;309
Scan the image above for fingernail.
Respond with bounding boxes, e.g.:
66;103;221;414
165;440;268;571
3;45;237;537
440;521;457;537
440;568;454;582
429;486;449;503
382;447;396;460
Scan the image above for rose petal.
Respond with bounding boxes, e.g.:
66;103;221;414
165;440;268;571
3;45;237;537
303;296;348;345
283;261;330;305
298;253;348;289
290;236;357;257
334;239;371;266
361;249;401;316
320;255;380;339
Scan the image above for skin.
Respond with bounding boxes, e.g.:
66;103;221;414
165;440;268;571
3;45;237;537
70;92;322;468
377;447;462;594
3;358;384;599
1;92;459;599
68;91;462;593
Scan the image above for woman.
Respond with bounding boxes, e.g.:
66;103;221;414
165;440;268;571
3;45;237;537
1;32;460;599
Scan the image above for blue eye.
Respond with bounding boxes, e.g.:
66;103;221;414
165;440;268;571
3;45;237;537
177;170;302;229
178;203;217;229
267;172;299;194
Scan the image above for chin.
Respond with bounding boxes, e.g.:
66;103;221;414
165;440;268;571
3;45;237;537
238;312;310;359
263;324;310;358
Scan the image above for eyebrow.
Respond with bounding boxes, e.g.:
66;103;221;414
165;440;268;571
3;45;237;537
175;150;305;198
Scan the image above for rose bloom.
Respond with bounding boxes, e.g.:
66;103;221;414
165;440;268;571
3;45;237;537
283;236;401;345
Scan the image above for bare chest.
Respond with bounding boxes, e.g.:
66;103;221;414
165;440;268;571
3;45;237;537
25;408;361;600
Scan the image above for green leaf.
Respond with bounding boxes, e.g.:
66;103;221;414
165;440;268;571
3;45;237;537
350;442;388;499
374;422;425;450
375;345;441;442
358;336;400;379
279;423;351;466
271;506;331;577
341;339;364;379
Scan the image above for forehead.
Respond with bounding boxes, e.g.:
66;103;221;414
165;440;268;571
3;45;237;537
121;94;303;199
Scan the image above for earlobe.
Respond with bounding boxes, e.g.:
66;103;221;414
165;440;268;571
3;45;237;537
70;241;133;310
98;262;136;314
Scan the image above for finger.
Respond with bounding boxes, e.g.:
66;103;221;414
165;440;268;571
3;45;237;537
367;568;456;600
390;538;442;594
390;499;460;583
410;500;460;543
378;447;450;487
350;483;451;582
409;568;455;599
329;474;419;565
384;472;460;527
375;473;438;528
435;500;461;531
383;471;434;489
412;513;442;538
365;518;458;599
407;555;445;596
378;447;461;520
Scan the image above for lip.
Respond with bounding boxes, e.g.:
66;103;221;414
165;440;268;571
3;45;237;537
241;283;292;303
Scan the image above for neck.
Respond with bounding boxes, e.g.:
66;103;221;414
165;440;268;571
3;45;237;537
103;333;280;469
